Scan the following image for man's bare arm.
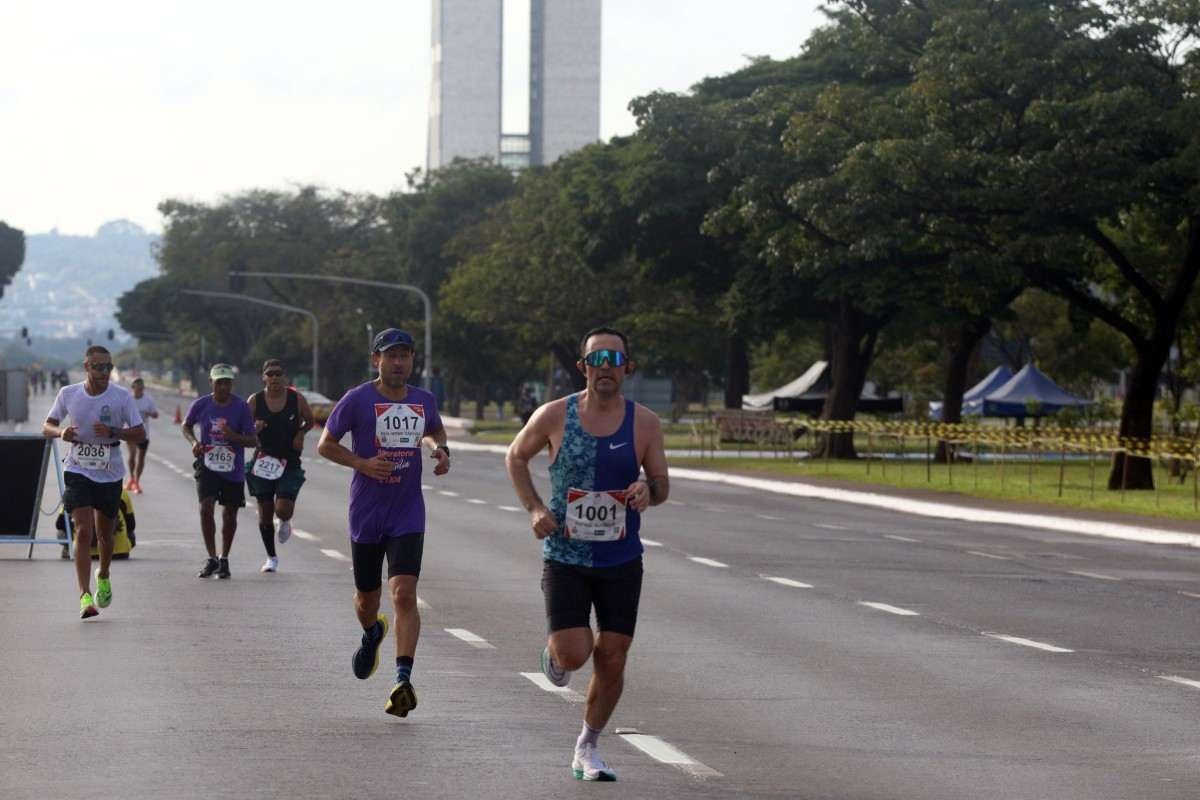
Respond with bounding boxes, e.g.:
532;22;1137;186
506;404;559;538
640;408;670;506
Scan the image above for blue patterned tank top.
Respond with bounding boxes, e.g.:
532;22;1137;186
544;394;643;567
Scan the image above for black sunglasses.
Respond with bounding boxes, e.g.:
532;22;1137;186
88;363;114;372
264;370;285;377
582;349;627;368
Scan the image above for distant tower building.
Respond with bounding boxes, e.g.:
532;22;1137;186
427;0;503;170
529;0;601;166
427;0;600;171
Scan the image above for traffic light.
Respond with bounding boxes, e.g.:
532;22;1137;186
107;328;114;340
20;326;27;338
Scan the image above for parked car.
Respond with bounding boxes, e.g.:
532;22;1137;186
300;389;336;425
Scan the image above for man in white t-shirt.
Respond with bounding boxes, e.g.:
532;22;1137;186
125;377;159;494
44;346;145;620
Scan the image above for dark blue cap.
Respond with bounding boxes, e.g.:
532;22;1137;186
372;328;415;353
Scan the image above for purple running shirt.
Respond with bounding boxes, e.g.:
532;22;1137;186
323;382;443;543
184;394;255;482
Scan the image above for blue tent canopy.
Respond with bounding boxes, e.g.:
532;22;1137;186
928;365;1014;421
982;364;1094;418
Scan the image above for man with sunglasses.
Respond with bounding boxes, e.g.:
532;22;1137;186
246;359;314;573
318;328;450;718
44;346;145;619
182;364;257;580
506;326;670;782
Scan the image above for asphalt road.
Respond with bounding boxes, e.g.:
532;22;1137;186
3;389;1200;799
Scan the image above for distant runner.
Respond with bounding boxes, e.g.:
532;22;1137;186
246;359;314;573
181;364;256;580
43;345;145;619
125;377;159;494
505;326;669;782
317;328;450;718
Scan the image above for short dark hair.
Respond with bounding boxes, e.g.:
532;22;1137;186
131;377;145;385
262;359;284;373
579;326;630;358
85;345;110;359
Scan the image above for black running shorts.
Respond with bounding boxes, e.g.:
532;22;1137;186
351;533;424;593
193;463;246;508
542;557;643;637
63;472;122;519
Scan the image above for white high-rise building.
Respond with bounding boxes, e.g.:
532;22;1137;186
427;0;504;170
427;0;600;171
529;0;601;166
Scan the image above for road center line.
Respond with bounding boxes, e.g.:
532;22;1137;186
320;549;350;562
884;535;921;543
1159;675;1200;690
982;633;1073;653
813;523;847;530
1177;591;1200;599
762;576;812;589
857;601;920;616
445;628;496;649
687;556;728;569
618;731;723;778
755;514;783;521
498;505;521;512
291;528;320;542
466;498;488;505
1067;570;1121;581
640;538;664;547
967;551;1012;560
520;672;584;702
438;490;460;497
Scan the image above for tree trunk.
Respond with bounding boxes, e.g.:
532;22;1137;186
1107;345;1168;490
723;334;750;409
816;301;882;459
935;316;991;463
448;374;462;418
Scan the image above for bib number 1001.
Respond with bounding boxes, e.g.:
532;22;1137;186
564;488;627;542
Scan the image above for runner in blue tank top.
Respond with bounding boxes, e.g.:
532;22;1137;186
506;326;669;783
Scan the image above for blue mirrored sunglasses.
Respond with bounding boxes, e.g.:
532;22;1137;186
583;349;627;368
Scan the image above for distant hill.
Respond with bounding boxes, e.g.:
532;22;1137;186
0;220;160;341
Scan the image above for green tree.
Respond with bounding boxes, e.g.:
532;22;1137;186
0;221;25;301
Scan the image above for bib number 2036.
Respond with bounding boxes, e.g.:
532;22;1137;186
203;445;235;473
375;403;426;449
72;442;110;471
564;488;627;541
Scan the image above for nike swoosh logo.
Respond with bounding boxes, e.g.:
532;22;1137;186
608;442;629;450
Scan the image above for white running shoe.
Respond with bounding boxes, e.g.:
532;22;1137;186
261;556;278;573
277;520;292;544
572;744;616;781
541;646;570;688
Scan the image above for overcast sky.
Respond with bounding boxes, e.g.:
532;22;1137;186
1;1;827;236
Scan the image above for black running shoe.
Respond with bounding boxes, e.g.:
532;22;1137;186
197;557;220;578
384;680;417;718
216;558;231;579
352;615;388;679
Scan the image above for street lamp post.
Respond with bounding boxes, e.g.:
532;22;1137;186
228;271;433;389
181;290;320;391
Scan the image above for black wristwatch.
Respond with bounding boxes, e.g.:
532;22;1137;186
435;444;450;456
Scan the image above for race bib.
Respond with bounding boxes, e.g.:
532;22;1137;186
375;403;426;449
203;445;235;473
71;442;111;471
251;453;286;480
564;488;628;542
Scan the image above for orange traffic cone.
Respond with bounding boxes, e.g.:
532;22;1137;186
174;405;182;424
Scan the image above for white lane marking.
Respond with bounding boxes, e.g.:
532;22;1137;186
763;576;812;589
1159;675;1200;690
666;500;683;506
967;551;1012;561
618;732;723;778
445;628;496;649
498;505;521;512
466;498;488;505
687;556;728;569
320;549;350;562
756;514;783;521
983;633;1073;653
857;601;920;617
641;538;664;547
417;597;431;610
1178;591;1200;599
291;528;320;542
438;490;460;497
422;484;432;490
1068;570;1121;581
520;672;584;702
813;523;847;530
885;535;921;543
